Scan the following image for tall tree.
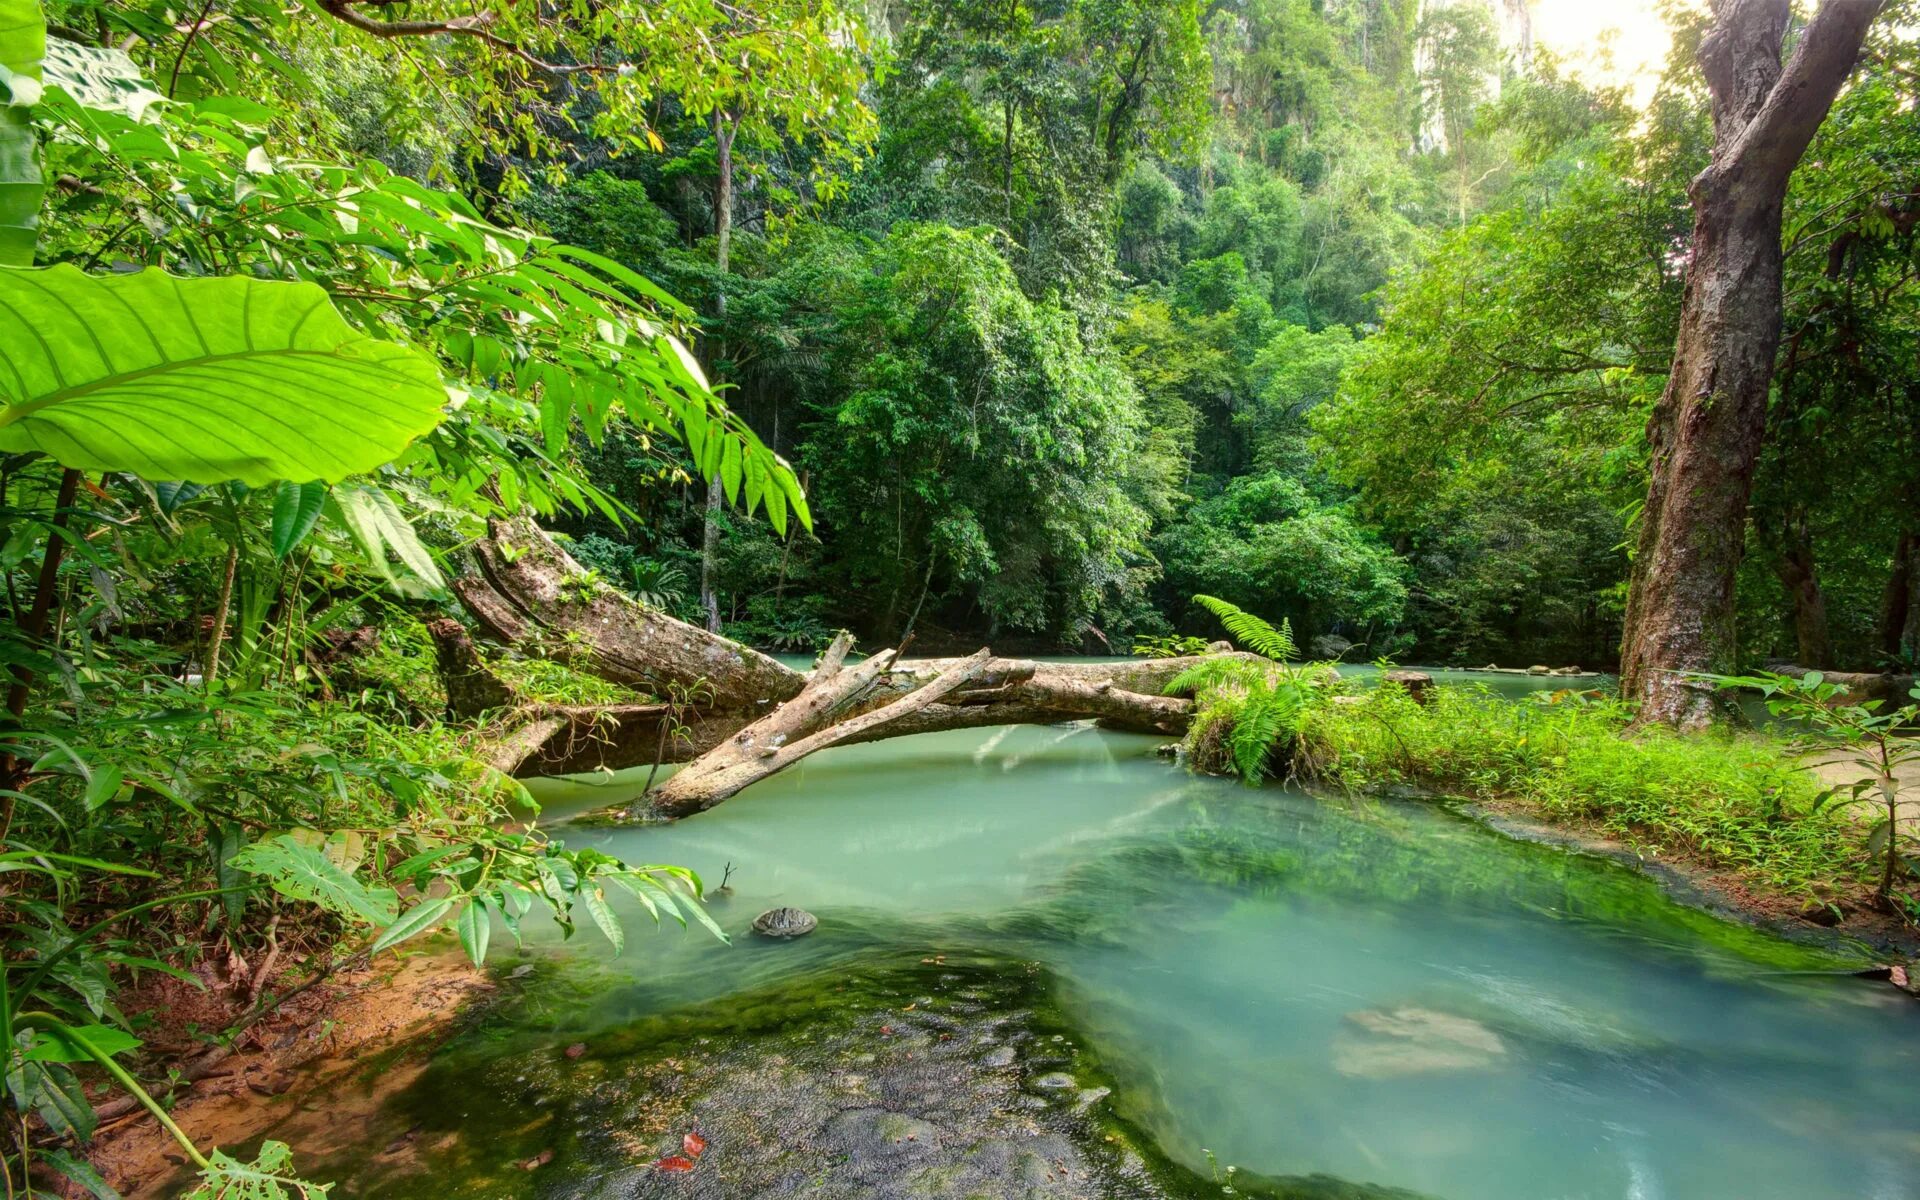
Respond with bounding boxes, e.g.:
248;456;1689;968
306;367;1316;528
1618;0;1882;728
679;1;874;632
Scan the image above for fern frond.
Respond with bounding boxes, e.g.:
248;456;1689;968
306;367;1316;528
1194;595;1297;662
1225;683;1307;783
1166;656;1268;698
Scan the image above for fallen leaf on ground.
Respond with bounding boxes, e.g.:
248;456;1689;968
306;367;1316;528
654;1155;695;1172
564;1042;586;1058
683;1132;708;1158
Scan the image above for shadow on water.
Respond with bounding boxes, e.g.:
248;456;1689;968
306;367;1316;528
282;719;1916;1200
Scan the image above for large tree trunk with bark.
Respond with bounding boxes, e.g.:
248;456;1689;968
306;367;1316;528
1618;0;1881;728
456;515;803;710
450;518;1242;815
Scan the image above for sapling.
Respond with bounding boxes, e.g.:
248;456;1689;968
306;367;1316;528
1708;671;1920;916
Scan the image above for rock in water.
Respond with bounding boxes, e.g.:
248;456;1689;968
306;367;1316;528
1331;1006;1507;1079
752;906;818;939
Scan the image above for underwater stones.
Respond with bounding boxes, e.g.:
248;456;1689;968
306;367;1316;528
1072;1086;1111;1113
1332;1006;1508;1079
824;1108;943;1160
981;1044;1017;1068
751;906;818;938
1030;1071;1078;1091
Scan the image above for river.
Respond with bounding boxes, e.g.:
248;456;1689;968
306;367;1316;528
283;673;1916;1199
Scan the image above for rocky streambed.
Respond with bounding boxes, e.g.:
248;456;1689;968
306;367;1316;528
288;954;1427;1200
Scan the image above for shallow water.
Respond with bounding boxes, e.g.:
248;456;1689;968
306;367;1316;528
457;721;1920;1200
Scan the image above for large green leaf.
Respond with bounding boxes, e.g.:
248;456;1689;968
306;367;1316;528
0;0;45;266
227;833;398;926
41;39;163;120
0;266;448;484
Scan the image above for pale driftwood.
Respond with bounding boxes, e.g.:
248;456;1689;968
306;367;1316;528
644;638;998;816
446;519;1264;816
479;653;1228;784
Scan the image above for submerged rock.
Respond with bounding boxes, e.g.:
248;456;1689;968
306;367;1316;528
751;906;818;938
1332;1006;1508;1079
322;958;1439;1200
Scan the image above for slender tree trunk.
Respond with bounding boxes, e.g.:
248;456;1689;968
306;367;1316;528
699;112;737;635
1768;510;1833;669
204;539;240;687
1883;528;1919;662
0;468;80;832
1618;0;1880;728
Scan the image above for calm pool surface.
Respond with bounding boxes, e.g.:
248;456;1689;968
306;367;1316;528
489;722;1920;1200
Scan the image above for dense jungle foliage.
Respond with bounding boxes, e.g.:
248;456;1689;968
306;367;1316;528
1;0;1919;1193
512;0;1920;675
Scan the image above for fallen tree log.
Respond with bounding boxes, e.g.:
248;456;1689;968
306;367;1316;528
645;636;996;816
460;515;804;710
448;518;1253;816
481;652;1221;785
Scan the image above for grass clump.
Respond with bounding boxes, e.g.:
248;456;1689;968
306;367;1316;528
1292;683;1866;898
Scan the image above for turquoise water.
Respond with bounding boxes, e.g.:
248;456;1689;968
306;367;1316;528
494;722;1920;1200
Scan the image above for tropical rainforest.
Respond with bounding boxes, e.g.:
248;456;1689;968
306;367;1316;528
1;0;1918;1195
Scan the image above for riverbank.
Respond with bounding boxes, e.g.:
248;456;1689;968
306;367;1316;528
1284;680;1919;953
94;947;490;1196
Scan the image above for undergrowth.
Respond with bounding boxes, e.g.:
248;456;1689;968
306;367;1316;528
1290;683;1867;898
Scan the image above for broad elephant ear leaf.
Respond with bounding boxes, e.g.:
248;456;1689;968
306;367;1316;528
0;265;448;484
0;0;46;266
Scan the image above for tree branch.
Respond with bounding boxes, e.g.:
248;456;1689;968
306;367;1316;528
316;0;612;77
1720;0;1884;188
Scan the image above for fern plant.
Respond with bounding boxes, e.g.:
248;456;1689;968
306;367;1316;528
1193;595;1296;661
1169;596;1327;783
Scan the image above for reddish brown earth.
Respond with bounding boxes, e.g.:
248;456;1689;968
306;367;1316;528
93;944;488;1196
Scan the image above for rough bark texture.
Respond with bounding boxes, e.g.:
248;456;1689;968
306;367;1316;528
1618;0;1881;728
425;617;518;720
459;515;803;711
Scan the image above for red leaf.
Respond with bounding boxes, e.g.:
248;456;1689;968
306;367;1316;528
564;1043;586;1059
521;1149;554;1171
653;1155;696;1172
683;1132;708;1158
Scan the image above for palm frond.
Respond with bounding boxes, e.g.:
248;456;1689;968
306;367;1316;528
1194;595;1296;662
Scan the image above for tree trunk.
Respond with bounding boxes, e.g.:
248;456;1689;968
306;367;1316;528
425;617;518;720
699;112;737;635
1617;0;1880;728
1882;528;1918;663
1764;508;1833;670
457;515;804;711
